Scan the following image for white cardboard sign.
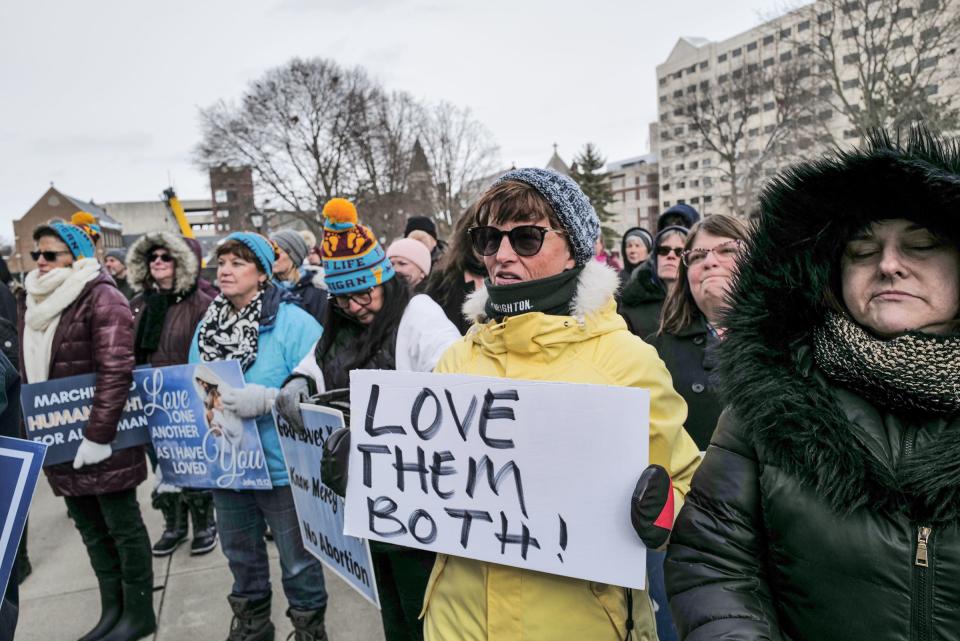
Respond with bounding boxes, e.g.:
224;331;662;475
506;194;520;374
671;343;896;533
344;369;649;590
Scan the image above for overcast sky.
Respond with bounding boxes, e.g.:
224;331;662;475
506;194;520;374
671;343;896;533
0;0;784;239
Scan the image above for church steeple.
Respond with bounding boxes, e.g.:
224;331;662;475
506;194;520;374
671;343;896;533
545;143;571;175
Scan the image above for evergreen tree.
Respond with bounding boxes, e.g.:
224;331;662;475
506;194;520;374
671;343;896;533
570;143;617;248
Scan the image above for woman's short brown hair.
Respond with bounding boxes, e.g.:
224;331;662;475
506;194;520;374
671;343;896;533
216;239;265;274
659;214;752;335
474;180;563;229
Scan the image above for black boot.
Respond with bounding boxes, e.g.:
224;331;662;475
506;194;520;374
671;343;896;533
151;491;187;557
77;579;123;641
287;607;328;641
185;491;218;556
98;581;157;641
226;594;274;641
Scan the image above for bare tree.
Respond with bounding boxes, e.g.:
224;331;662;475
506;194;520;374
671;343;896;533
666;59;813;216
195;57;499;238
417;102;500;231
798;0;960;143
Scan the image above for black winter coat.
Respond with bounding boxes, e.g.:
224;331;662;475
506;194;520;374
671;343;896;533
665;130;960;641
618;261;665;338
646;317;721;450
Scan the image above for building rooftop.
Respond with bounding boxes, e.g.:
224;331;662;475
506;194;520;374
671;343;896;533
607;153;658;172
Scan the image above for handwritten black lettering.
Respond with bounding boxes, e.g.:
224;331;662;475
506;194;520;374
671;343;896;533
408;509;438;544
411;388;442;440
495;511;540;560
367;496;406;537
445;389;478;442
430;451;457;499
393;446;429;493
357;443;391;488
479;389;519;449
444;508;493;548
364;385;405;436
466;456;528;517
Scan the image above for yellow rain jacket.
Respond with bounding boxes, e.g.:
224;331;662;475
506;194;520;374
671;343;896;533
421;261;701;641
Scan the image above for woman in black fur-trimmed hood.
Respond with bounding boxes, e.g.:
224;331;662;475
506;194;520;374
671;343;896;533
664;128;960;641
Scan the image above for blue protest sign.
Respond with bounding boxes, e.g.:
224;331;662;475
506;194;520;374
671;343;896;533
147;361;272;490
21;374;151;466
275;404;379;608
0;436;46;596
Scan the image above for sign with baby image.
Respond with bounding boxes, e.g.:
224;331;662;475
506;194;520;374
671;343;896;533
21;360;272;490
147;360;272;490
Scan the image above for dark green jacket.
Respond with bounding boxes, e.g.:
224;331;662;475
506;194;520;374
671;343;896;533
665;130;960;641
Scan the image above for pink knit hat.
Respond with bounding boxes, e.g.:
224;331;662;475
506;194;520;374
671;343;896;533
387;238;432;276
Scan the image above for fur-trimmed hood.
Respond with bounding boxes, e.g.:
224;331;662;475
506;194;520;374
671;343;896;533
462;260;620;325
719;128;960;525
126;231;200;295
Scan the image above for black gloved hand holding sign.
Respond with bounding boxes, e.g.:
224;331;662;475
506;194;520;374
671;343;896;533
630;464;674;550
321;427;350;498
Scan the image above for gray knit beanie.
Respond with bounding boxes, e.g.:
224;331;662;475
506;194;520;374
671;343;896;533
106;248;126;264
270;229;308;268
493;168;600;266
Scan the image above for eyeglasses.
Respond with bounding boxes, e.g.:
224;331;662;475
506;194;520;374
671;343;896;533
656;246;684;259
148;252;175;264
468;225;567;257
682;239;743;267
30;250;71;262
332;288;374;309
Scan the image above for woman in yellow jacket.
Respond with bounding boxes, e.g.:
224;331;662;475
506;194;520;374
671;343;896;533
420;168;701;641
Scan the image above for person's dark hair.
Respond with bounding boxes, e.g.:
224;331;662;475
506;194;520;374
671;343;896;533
0;255;12;286
424;203;486;303
660;214;752;335
216;239;265;274
319;276;411;370
32;224;62;244
475;180;563;230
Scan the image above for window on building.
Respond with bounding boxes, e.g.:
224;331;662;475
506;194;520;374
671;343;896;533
687;84;697;94
747;41;758;51
921;26;940;41
763;35;775;45
819;109;833;120
892;7;914;20
919;0;940;12
894;62;911;75
703;159;712;168
687;65;697;73
699;80;710;90
718;73;729;82
690;161;699;169
842;78;860;89
764;101;775;111
673;107;684;116
215;189;229;203
691;179;700;187
674;126;684;135
689;141;699;150
763;57;775;67
732;68;743;79
747;63;759;72
678;182;686;189
818;10;833;23
748;128;760;137
764;124;776;134
926;84;939;95
699;60;709;70
842;27;858;39
662;184;670;191
780;27;791;37
819;84;832;96
659;77;667;86
675;163;685;171
843;129;859;139
867;17;886;30
691;196;700;204
673;89;683;98
798;20;810;31
798;44;812;55
719;93;729;104
663;201;671;208
678;199;686;205
919;56;939;70
659;95;667;104
842;52;860;64
780;51;793;62
704;195;713;203
675;145;685;154
732;47;742;57
718;53;728;62
673;71;683;79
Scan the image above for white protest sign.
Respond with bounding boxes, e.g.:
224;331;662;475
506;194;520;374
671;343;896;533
344;369;649;590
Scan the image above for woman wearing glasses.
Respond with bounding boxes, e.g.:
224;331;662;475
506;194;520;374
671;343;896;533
21;217;156;641
188;232;328;641
127;232;217;558
619;225;689;338
650;214;750;451
277;198;459;641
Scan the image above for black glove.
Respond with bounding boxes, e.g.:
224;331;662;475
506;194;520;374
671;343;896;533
276;376;311;434
321;427;351;497
630;464;674;550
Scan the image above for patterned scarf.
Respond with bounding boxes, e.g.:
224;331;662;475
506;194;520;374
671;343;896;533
197;292;263;371
813;311;960;414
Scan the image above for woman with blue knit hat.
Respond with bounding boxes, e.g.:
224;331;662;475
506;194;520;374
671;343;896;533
188;231;328;641
275;198;460;641
21;215;156;641
413;168;700;641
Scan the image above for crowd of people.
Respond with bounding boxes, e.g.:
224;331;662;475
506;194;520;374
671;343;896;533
1;126;958;641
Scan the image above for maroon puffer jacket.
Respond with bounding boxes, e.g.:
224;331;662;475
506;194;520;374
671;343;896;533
26;270;146;497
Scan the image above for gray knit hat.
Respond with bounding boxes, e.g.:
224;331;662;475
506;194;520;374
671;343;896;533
105;248;126;264
270;229;308;268
493;168;600;266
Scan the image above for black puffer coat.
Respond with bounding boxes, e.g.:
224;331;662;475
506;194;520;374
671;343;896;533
618;261;665;338
664;130;960;641
646;316;721;451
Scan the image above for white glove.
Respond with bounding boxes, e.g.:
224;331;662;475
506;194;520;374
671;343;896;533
220;383;279;419
73;438;112;470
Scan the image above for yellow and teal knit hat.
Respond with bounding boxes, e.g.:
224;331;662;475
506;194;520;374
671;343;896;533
321;198;395;294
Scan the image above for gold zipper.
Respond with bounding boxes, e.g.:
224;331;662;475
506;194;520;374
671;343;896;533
916;526;932;567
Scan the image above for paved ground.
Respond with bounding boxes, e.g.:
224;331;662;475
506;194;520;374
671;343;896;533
17;476;384;641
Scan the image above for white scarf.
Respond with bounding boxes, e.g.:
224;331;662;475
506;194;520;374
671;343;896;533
23;258;102;383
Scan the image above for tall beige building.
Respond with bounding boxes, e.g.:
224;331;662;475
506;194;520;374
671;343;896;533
606;154;660;235
655;0;959;217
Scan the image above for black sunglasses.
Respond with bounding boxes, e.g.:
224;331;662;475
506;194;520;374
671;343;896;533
148;252;175;264
468;225;567;257
656;246;684;258
331;288;374;309
30;250;71;262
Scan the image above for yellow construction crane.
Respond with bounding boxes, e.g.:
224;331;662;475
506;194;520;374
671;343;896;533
163;187;195;239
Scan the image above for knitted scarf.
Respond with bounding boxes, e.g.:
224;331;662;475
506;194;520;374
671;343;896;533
23;259;102;383
813;311;960;415
196;292;263;372
134;285;196;365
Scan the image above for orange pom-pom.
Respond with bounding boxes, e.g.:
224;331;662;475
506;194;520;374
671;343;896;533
323;198;358;225
71;211;98;226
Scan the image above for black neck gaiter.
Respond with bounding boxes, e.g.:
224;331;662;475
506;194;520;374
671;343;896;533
484;266;583;319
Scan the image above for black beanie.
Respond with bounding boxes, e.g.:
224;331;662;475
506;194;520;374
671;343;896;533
405;216;438;240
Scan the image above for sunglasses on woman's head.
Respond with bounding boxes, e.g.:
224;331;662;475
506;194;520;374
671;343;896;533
468;225;567;257
30;250;71;262
656;246;684;258
148;252;175;264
